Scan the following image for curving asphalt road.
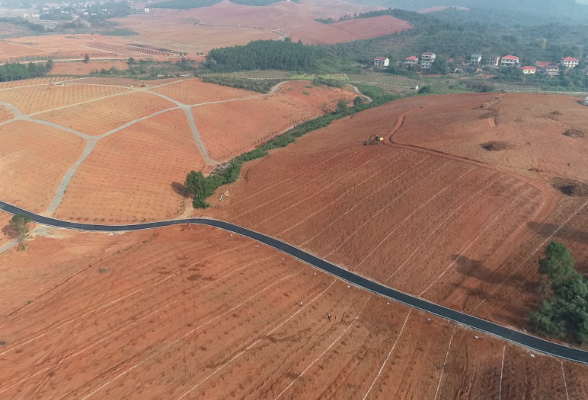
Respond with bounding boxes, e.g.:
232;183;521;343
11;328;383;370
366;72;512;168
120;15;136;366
1;200;587;365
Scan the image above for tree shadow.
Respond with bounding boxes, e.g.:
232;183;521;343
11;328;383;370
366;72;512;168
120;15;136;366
1;224;16;240
527;221;588;245
171;182;189;198
453;254;530;290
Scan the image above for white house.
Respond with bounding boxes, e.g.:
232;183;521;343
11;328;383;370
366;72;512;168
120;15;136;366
500;55;519;66
144;7;150;13
485;56;500;67
421;52;436;69
543;64;560;76
374;57;389;68
404;56;419;66
470;54;482;66
520;66;537;75
561;57;579;68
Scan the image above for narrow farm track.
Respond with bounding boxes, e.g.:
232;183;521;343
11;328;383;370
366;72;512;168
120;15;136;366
1;200;588;365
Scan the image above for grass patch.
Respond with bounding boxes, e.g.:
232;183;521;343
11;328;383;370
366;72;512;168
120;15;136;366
0;341;6;346
98;268;109;274
553;178;588;197
352;84;387;99
564;129;585;139
480;141;512;151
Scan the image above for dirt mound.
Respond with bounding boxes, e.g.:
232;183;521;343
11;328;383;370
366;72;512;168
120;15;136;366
563;129;585;138
480;141;512;151
553;178;588;197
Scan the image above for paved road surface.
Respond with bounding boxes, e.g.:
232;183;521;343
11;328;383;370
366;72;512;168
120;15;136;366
1;200;587;365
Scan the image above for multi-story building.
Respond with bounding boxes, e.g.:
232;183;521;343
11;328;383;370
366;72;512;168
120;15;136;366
421;52;436;69
470;54;482;66
520;66;537;75
500;55;520;66
374;57;389;68
561;57;579;69
404;56;419;66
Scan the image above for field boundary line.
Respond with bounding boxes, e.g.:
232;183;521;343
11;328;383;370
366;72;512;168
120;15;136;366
301;154;429;247
0;256;273;395
386;176;500;283
355;165;472;271
79;271;300;400
498;345;505;400
419;187;532;296
473;199;588;310
255;153;383;229
432;327;457;400
273;295;371;400
361;310;412;400
175;279;337;400
561;361;570;400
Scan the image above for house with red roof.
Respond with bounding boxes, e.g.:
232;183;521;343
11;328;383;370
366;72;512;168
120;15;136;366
520;66;537;75
500;55;519;67
374;57;389;68
561;57;579;69
404;56;419;66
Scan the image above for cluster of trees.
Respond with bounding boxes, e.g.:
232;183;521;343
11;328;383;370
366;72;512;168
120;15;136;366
205;39;332;72
0;17;45;34
201;76;281;93
530;241;588;344
9;214;32;251
0;60;53;83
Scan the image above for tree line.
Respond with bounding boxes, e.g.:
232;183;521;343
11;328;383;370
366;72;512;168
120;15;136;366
0;60;53;83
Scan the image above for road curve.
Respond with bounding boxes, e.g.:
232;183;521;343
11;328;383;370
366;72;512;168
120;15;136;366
1;200;587;365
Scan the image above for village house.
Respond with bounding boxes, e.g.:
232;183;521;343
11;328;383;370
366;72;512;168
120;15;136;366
543;64;560;76
470;54;482;66
520;66;537;75
484;56;500;67
561;57;579;69
421;52;436;69
404;56;419;66
374;57;389;68
500;55;520;66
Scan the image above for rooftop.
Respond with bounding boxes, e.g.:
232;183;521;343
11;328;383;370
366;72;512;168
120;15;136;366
502;55;519;60
562;57;579;62
374;57;388;61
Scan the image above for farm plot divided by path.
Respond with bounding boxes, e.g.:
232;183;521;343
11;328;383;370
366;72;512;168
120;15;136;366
35;92;176;136
193;81;356;161
0;84;130;115
150;79;255;105
1;225;585;400
0;121;86;212
54;109;206;223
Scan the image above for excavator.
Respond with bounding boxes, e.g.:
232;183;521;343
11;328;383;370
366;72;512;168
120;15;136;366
365;135;384;145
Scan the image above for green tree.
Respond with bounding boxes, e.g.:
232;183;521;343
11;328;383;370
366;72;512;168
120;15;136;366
127;57;136;66
335;99;348;114
184;171;206;203
353;96;364;106
10;214;31;250
83;54;90;64
45;59;54;71
539;241;579;284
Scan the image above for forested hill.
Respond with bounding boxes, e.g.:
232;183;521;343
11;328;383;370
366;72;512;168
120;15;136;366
349;0;588;24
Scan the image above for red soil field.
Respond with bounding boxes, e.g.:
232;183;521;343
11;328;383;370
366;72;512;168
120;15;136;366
3;34;129;58
75;76;184;87
197;92;587;338
48;60;130;76
0;83;129;115
130;0;401;46
193;80;356;160
113;15;276;53
36;91;175;136
54;109;205;223
0;225;585;399
0;211;13;247
0;77;77;90
150;78;255;105
393;93;588;184
0;120;85;213
0;104;13;122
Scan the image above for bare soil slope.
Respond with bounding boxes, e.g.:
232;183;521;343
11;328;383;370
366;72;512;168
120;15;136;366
0;225;585;399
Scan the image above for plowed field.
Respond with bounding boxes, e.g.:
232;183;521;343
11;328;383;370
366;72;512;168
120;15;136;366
54;109;205;222
151;79;255;105
201;92;587;336
1;225;585;400
0;120;86;213
35;91;175;136
193;81;356;160
0;84;129;115
48;60;130;76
